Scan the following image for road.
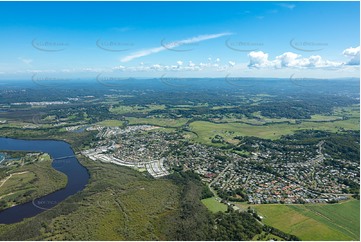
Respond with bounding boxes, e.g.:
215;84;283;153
0;171;29;188
209;161;233;187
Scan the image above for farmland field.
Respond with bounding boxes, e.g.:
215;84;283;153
189;116;360;145
110;105;166;115
126;117;189;127
96;119;125;127
242;199;360;241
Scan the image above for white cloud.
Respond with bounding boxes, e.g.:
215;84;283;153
112;58;239;73
248;51;342;69
275;52;300;67
113;65;126;71
120;32;233;62
151;64;163;71
248;51;271;68
343;46;360;65
277;3;296;10
228;61;236;67
82;67;106;72
18;57;33;65
120;46;164;63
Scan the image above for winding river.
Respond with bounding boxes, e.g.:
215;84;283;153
0;137;89;224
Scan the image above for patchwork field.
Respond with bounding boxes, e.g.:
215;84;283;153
110;105;166;115
189;117;360;145
126;117;189;127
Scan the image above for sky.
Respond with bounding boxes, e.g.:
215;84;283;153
0;1;359;80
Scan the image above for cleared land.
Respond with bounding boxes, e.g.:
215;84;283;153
201;197;227;213
239;199;360;241
126;117;188;127
96;119;124;127
110;105;166;115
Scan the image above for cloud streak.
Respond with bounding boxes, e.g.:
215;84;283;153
120;32;233;62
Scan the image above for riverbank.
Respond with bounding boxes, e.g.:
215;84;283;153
0;153;67;212
0;137;89;224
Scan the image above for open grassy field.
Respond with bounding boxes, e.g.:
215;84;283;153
126;117;188;128
201;197;227;213
333;104;360;118
309;114;343;122
96;119;124;127
210;115;295;126
189;117;360;145
110;104;166;115
240;199;360;241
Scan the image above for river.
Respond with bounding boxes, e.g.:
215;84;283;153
0;137;89;224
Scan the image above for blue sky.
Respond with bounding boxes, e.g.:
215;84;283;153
0;1;359;79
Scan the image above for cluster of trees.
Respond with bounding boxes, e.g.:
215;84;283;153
263;225;300;241
163;171;215;240
323;131;360;162
210;211;263;240
216;187;248;202
254;94;356;119
46;104;116;123
143;92;358;120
